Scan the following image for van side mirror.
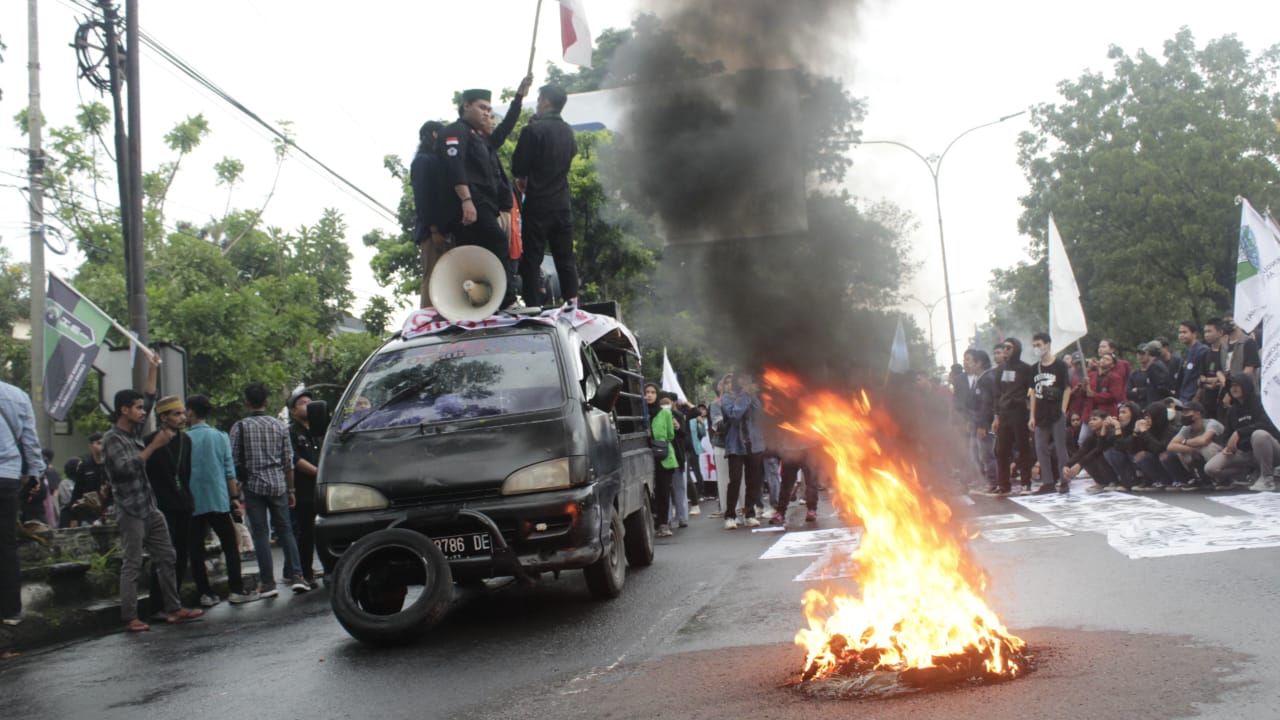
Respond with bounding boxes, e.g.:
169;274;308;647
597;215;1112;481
589;374;624;413
307;400;331;438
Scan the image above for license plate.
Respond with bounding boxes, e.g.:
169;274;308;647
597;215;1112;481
433;532;492;560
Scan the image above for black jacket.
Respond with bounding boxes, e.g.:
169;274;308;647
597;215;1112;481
143;431;193;514
974;367;998;429
410;149;449;243
995;338;1033;417
1126;359;1172;407
439;119;502;220
511;112;577;213
1223;371;1279;451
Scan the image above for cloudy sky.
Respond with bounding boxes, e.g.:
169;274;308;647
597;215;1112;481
2;0;1277;365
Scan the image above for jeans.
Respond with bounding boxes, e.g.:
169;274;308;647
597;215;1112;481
1034;416;1069;487
763;456;782;507
669;462;689;524
969;429;997;487
776;459;817;515
119;508;180;622
244;490;302;588
725;453;763;520
1134;452;1172;486
1104;448;1135;488
995;414;1033;492
0;480;21;618
193;512;246;594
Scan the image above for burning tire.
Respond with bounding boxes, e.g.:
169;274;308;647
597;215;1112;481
330;528;453;646
583;507;625;600
623;488;655;567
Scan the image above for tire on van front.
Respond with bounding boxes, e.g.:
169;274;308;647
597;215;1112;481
330;528;454;646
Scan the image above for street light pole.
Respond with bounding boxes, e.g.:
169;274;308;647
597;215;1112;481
849;110;1026;366
905;289;974;366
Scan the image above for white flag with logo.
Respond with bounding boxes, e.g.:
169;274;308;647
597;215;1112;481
1048;214;1088;356
888;318;910;374
661;347;688;403
1233;197;1280;333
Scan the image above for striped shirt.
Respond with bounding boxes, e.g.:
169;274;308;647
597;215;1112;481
229;412;293;497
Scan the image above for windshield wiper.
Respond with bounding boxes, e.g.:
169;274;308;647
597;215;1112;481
338;378;433;438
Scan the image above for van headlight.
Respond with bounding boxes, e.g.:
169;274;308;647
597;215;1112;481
323;484;390;513
502;457;586;495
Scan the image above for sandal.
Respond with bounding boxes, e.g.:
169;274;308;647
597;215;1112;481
166;608;205;624
126;620;151;632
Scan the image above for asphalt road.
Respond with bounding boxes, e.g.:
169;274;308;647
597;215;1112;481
2;484;1278;720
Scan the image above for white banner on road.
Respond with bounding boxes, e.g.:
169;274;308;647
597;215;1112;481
1108;515;1280;559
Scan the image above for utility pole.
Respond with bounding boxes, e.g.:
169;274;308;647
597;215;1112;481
125;0;147;388
27;0;49;445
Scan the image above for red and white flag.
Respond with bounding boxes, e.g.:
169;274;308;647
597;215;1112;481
559;0;593;67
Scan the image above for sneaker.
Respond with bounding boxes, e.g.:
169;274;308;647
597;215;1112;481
1056;482;1069;495
1032;484;1055;495
805;510;818;523
1021;485;1033;496
227;591;261;605
1105;483;1120;490
306;576;321;590
994;488;1012;497
656;524;674;537
2;614;22;627
199;594;222;608
1249;476;1277;492
1214;481;1235;491
770;512;785;526
1169;481;1184;491
290;577;311;594
689;505;701;516
970;485;999;496
724;518;738;530
1086;483;1106;495
743;517;761;528
258;586;279;599
1132;484;1154;492
1152;482;1166;491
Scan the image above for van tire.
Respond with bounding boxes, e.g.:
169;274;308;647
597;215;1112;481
330;528;453;646
584;508;626;600
623;488;655;567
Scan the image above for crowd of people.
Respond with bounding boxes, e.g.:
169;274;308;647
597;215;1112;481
953;314;1278;497
0;351;326;631
642;372;823;538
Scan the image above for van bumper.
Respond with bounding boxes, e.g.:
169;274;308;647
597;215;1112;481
315;483;606;580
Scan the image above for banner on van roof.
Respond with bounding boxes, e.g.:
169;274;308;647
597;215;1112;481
401;306;638;354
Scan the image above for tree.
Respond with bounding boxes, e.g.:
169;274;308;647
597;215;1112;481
0;247;30;386
1001;30;1280;351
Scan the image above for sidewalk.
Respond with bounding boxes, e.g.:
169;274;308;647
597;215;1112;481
1;546;319;655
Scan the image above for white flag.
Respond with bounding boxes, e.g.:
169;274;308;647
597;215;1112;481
661;347;688;403
559;0;593;67
888;318;910;374
1233;197;1280;333
1048;214;1088;355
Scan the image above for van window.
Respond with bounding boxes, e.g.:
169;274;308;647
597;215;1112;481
338;333;563;432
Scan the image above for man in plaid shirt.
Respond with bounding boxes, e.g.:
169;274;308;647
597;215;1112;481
230;383;308;597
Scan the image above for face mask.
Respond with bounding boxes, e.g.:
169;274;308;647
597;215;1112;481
660;404;671;412
1167;408;1176;421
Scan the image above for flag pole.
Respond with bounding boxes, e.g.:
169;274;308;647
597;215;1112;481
527;0;545;77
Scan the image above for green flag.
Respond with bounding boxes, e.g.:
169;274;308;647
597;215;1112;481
44;274;115;420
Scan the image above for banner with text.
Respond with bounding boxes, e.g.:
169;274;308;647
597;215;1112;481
43;274;115;421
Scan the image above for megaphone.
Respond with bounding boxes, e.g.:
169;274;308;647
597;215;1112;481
428;245;508;321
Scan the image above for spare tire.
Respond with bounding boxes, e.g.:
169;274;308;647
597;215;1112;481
330;528;453;646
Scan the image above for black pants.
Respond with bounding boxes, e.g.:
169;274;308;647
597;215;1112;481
0;480;20;618
150;508;207;609
293;473;317;580
995;414;1033;492
653;465;674;526
1082;456;1120;487
192;511;245;594
777;460;817;515
519;208;579;304
725;453;763;520
454;210;517;307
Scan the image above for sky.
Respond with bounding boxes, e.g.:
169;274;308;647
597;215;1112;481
2;0;1278;368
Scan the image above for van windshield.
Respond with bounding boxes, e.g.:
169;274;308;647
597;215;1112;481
337;333;563;432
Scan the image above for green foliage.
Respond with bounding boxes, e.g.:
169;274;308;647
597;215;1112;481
16;104;378;429
0;248;30;386
1004;29;1280;350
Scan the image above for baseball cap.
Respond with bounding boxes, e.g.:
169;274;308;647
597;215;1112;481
1179;400;1205;414
287;387;314;409
1138;341;1162;355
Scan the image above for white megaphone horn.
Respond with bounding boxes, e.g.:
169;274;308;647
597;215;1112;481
428;245;508;321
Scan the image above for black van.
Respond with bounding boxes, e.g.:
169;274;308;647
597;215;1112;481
308;304;655;645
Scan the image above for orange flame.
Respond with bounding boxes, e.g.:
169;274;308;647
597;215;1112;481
763;369;1025;681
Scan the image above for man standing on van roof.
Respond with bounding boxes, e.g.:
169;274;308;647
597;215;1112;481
512;84;580;308
439;87;519;310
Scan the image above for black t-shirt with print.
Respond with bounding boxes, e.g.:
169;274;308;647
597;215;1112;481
1032;358;1070;425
